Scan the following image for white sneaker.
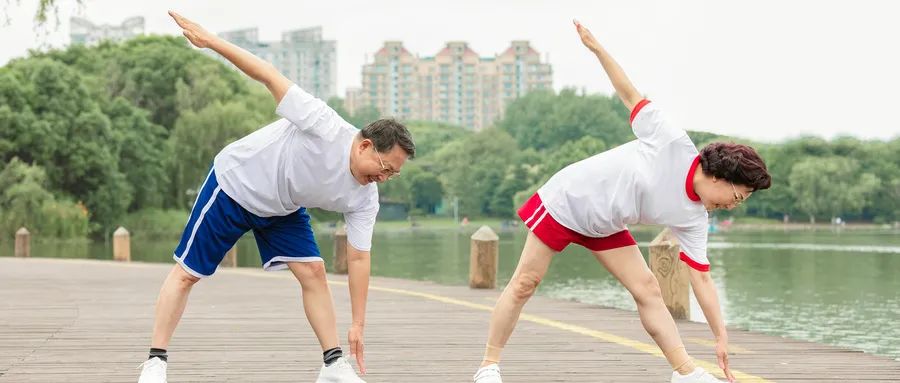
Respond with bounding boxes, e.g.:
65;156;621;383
316;356;366;383
137;357;167;383
473;363;502;383
671;367;725;383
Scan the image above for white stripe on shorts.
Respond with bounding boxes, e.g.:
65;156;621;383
524;203;545;226
178;186;222;261
189;168;215;213
530;208;551;231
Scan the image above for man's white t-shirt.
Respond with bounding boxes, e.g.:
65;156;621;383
538;100;711;271
213;84;379;252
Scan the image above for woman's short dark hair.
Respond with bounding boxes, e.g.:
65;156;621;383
699;142;771;191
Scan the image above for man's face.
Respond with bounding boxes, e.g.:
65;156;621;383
353;139;408;185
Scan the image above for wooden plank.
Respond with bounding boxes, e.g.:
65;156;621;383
0;257;898;382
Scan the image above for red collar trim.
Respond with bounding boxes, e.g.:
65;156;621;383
685;155;701;202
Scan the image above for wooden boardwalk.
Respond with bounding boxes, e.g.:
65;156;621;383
1;257;898;382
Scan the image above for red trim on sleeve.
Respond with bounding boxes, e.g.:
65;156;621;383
684;155;702;202
629;99;652;124
679;251;710;272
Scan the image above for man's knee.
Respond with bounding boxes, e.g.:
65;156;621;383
172;265;201;287
290;262;328;284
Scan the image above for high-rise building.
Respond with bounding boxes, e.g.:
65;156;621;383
70;16;145;45
352;40;552;130
344;87;364;116
216;27;337;100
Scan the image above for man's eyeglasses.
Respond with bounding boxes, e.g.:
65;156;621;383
373;148;400;180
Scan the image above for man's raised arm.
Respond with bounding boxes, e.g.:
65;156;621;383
169;10;292;103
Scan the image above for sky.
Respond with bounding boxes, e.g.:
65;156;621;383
1;0;899;142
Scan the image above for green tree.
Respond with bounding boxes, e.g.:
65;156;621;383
61;109;133;229
490;162;535;216
408;170;444;214
789;157;880;223
376;164;413;206
103;97;169;210
497;88;630;151
433;128;523;216
326;97;351;121
404;120;471;159
0;58;133;230
72;36;251;129
0;158;88;238
542;136;607;175
169;100;271;209
0;157;53;235
375;164;444;214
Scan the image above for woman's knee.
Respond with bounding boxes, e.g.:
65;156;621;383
632;272;663;304
508;271;543;302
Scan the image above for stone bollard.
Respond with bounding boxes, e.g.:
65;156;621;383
15;227;30;258
469;225;499;289
221;246;238;268
333;223;348;274
649;228;690;320
113;226;131;262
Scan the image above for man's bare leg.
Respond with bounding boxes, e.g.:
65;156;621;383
287;261;340;351
150;264;200;349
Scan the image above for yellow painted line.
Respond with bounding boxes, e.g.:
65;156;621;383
332;280;771;383
688;337;754;354
226;268;773;382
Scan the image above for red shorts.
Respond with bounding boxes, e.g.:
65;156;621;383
518;193;637;252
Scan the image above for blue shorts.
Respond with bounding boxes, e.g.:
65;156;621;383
172;168;321;278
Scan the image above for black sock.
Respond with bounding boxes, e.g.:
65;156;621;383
323;347;342;366
149;348;168;362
